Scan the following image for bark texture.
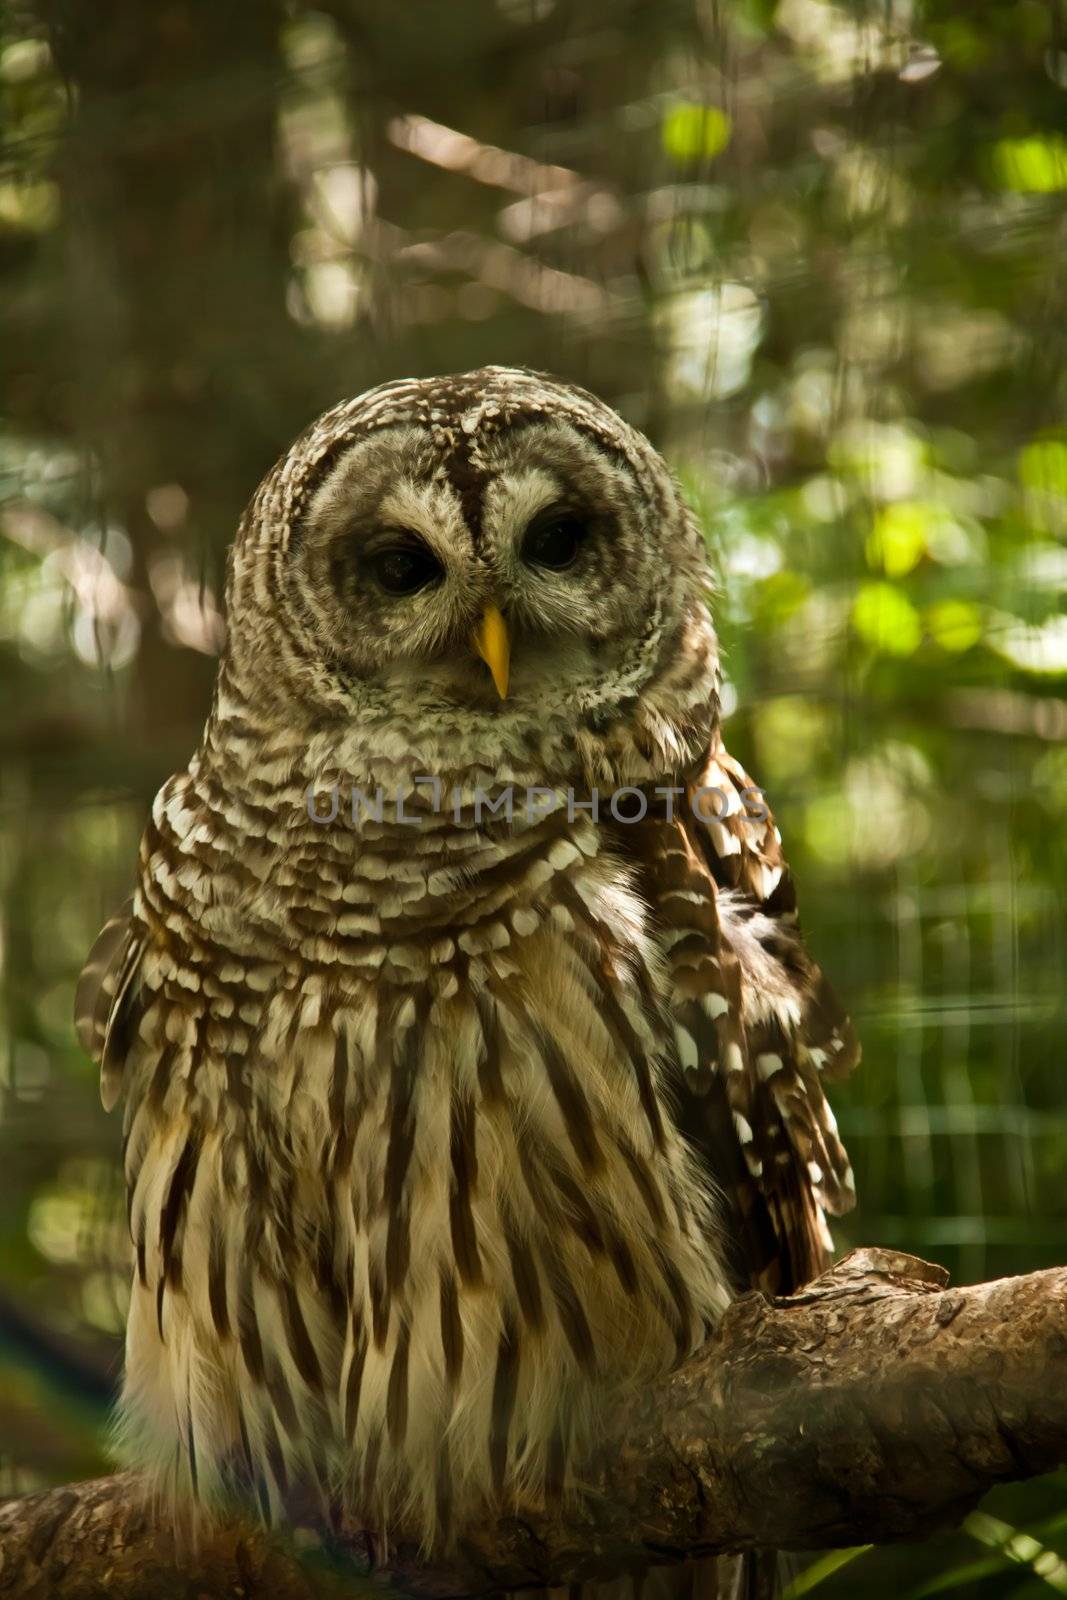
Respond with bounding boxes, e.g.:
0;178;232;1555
1;1249;1064;1599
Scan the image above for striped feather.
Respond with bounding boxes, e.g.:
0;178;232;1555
616;743;860;1295
74;898;144;1112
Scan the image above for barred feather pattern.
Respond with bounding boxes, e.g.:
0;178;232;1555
78;370;858;1583
101;771;732;1537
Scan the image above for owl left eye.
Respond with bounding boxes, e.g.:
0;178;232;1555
368;542;444;596
522;508;588;571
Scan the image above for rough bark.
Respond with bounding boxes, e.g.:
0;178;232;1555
2;1249;1065;1599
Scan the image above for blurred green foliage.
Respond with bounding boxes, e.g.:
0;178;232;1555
2;0;1067;1590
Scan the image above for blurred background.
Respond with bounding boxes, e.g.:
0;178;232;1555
2;0;1067;1591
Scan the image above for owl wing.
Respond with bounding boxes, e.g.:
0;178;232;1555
627;739;859;1295
74;897;145;1112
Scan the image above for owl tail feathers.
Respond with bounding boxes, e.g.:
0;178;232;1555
715;1551;782;1600
558;1553;781;1600
736;1551;785;1599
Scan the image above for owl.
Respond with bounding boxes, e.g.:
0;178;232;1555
76;368;858;1591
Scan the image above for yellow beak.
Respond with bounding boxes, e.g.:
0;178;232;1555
472;604;510;699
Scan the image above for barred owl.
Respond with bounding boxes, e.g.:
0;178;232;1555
77;368;858;1590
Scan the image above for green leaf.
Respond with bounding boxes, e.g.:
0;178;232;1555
926;599;983;652
784;1547;874;1596
866;502;929;577
852;582;922;656
1019;439;1067;497
661;102;731;164
991;136;1067;194
960;1510;1067;1591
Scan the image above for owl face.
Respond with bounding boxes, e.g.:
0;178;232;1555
221;368;718;785
299;414;680;709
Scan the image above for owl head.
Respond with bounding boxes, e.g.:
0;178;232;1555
212;368;720;790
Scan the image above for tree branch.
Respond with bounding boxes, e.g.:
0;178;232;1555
2;1249;1065;1599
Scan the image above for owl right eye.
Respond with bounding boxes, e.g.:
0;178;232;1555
521;506;589;571
367;542;444;596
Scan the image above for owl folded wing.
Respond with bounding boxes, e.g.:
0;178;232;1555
630;741;860;1295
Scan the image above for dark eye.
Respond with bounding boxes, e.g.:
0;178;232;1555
522;508;588;571
368;542;443;596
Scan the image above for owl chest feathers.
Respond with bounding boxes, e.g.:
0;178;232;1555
119;769;731;1536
